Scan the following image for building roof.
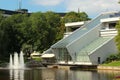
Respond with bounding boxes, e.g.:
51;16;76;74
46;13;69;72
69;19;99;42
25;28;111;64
41;54;55;58
56;13;66;17
65;21;85;27
100;17;120;23
31;51;41;56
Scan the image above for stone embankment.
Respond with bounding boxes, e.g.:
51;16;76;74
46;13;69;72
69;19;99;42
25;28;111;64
47;65;70;69
97;66;120;70
47;65;120;70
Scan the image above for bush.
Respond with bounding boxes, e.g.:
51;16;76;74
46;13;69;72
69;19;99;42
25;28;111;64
104;53;120;63
33;57;42;61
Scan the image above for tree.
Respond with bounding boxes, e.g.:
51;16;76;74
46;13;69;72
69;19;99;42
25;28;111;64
78;12;90;21
115;21;120;52
28;12;48;52
27;11;64;52
0;11;65;61
63;11;90;23
44;11;64;44
0;13;29;60
0;13;7;59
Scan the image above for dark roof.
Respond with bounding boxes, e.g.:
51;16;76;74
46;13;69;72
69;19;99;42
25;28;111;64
0;9;29;15
0;9;20;15
0;9;66;17
56;13;66;17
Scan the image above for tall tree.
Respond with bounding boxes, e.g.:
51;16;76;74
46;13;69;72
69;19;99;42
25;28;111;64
115;21;120;52
0;14;29;59
44;11;63;44
29;12;48;52
63;11;90;23
27;11;64;52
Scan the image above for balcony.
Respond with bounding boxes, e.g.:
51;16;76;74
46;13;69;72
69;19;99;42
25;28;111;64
100;29;117;37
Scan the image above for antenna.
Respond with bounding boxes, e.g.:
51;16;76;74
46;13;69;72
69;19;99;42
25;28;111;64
18;0;22;9
78;8;80;13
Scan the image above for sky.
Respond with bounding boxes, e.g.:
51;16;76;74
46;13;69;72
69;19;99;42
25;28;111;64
0;0;120;18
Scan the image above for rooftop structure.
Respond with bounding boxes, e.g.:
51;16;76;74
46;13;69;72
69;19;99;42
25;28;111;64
43;11;120;65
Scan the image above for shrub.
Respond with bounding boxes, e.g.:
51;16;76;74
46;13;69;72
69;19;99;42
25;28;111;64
104;53;120;63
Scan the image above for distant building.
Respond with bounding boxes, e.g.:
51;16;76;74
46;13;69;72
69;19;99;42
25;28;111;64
0;9;29;17
0;9;66;17
43;11;120;65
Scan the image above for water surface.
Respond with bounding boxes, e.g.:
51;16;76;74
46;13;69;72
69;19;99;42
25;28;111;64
0;68;119;80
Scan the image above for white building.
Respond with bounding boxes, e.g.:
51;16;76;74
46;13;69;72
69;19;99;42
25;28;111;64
43;11;120;65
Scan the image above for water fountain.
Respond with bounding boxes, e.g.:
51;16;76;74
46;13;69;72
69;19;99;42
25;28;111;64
9;51;25;69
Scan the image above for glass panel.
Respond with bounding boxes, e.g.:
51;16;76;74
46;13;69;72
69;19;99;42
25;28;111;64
58;48;71;62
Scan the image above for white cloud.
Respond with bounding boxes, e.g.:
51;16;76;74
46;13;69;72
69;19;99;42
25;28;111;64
31;0;64;6
65;0;120;18
31;0;120;18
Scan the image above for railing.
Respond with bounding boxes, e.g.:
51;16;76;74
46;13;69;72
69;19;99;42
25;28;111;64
100;29;117;37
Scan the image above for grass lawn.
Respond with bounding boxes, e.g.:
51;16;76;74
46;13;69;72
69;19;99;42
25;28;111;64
102;61;120;66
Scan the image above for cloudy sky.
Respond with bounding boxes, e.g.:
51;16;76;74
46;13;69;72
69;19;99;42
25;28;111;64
0;0;120;18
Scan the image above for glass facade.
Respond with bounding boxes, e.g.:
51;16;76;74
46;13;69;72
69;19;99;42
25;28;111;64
57;48;71;62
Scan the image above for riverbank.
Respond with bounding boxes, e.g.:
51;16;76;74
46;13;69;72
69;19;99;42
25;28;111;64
47;64;97;70
47;64;120;71
97;61;120;71
97;66;120;71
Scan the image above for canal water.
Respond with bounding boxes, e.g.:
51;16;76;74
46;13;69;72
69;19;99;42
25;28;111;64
0;68;119;80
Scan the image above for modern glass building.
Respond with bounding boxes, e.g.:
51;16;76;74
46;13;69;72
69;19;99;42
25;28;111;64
42;11;120;65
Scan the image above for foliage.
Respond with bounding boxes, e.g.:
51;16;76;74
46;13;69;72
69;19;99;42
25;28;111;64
63;11;90;23
104;53;120;63
115;21;120;52
0;14;29;56
0;12;65;61
33;57;42;61
0;11;90;61
27;11;63;52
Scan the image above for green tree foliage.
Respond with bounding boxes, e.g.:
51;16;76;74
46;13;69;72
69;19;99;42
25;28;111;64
0;13;6;59
0;11;90;61
29;12;49;52
0;14;29;60
63;11;90;23
0;11;65;61
26;11;63;52
104;53;120;63
44;11;63;44
115;21;120;52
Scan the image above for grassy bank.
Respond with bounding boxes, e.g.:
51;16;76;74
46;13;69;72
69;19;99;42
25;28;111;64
101;61;120;66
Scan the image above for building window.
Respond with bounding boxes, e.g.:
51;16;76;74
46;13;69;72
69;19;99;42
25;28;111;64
98;57;101;64
109;23;116;29
58;48;71;62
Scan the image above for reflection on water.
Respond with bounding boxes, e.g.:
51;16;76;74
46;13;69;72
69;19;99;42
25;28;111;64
9;69;24;80
0;68;119;80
